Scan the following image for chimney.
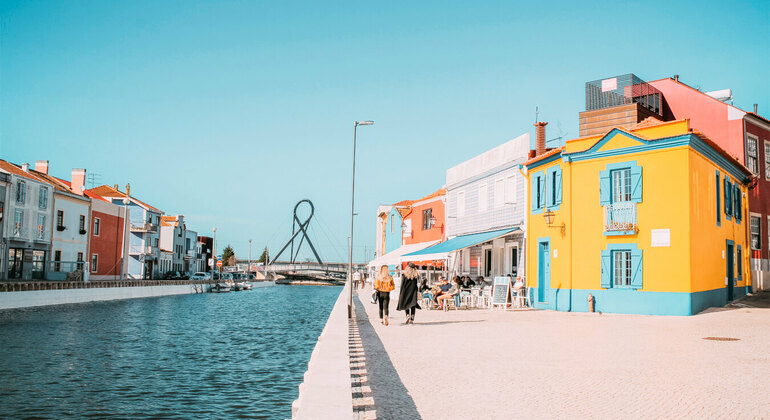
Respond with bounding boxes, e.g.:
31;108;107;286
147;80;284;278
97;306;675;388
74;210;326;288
21;163;29;172
35;160;49;174
535;121;548;156
71;169;86;196
754;104;758;114
113;184;119;190
126;183;131;196
674;74;679;82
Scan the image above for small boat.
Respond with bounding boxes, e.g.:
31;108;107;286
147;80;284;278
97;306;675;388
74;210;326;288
242;282;253;291
210;283;231;293
232;281;245;291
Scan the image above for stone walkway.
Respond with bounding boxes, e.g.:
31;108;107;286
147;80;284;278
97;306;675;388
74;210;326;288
354;288;770;419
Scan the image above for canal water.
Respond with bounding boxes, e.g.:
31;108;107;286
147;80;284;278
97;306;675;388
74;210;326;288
0;285;341;419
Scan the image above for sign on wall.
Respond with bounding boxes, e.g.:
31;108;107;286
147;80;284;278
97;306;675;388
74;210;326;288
651;229;670;247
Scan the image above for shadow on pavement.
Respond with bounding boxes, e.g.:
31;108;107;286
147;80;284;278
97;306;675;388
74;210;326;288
353;295;422;420
409;319;485;327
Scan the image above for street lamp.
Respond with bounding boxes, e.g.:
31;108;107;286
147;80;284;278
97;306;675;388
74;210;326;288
248;239;252;277
349;120;374;318
543;210;565;236
122;197;130;280
212;227;217;280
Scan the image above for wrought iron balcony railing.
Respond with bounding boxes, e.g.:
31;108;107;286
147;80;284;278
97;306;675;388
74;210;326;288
603;202;637;234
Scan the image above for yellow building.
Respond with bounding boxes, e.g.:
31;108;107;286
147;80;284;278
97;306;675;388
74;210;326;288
524;119;753;315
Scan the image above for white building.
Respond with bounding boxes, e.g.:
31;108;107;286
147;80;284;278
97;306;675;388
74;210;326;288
407;133;530;279
0;160;54;280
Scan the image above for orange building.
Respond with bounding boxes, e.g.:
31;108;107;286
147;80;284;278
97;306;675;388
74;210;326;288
400;189;446;269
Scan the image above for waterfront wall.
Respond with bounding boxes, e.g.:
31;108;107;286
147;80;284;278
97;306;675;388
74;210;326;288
0;281;275;310
292;288;351;419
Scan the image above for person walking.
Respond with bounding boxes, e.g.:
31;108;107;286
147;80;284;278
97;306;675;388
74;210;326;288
374;265;395;326
396;262;421;325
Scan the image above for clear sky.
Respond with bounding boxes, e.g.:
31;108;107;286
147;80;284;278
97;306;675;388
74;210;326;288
2;0;768;262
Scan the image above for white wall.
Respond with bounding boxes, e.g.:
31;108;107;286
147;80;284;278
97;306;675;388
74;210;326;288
51;194;90;265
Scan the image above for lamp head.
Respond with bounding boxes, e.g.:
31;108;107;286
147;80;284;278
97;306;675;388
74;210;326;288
543;210;555;225
356;120;374;126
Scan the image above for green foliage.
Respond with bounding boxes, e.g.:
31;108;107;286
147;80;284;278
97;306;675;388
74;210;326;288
257;246;268;263
222;245;235;266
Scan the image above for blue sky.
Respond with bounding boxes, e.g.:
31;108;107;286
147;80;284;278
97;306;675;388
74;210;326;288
1;0;768;262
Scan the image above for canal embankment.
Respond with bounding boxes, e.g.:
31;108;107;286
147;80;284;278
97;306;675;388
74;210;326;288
0;280;275;310
292;287;352;419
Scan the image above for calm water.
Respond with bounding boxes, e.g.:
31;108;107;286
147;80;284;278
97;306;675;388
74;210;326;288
0;285;341;419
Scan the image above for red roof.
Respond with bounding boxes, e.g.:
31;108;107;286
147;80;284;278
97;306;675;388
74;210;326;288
523;147;564;167
90;185;162;212
0;160;52;183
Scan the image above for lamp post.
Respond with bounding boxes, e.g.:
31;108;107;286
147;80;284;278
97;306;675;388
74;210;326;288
248;239;252;277
122;197;130;280
212;227;217;280
349;120;374;318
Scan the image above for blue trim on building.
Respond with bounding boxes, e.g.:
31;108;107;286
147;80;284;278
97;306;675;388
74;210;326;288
604;230;637;236
526;152;562;170
528;286;737;316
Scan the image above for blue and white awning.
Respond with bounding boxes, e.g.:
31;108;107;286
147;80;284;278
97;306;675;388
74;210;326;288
401;227;520;262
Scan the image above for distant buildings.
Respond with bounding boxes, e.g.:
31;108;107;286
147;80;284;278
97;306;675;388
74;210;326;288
0;158;211;281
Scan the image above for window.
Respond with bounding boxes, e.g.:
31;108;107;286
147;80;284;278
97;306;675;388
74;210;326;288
716;171;721;226
13;210;23;236
531;171;545;213
733;185;742;222
601;245;642;289
724;177;732;220
54;250;61;272
155;216;159;225
746;135;759;175
546;166;563;208
94;218;101;236
390;214;394;233
494;178;505;208
77;252;84;271
750;216;761;250
16;180;26;204
765;141;770;181
39;187;48;210
505;175;517;204
57;210;64;230
612;169;632;203
37;214;46;239
91;254;98;272
599;161;642;205
154;238;159;247
422;209;433;230
79;215;86;233
478;184;488;212
613;250;632;287
457;192;466;218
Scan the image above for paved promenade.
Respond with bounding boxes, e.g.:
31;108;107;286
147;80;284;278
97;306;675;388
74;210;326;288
354;287;770;419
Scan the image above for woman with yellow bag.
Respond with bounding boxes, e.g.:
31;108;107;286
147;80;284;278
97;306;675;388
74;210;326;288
374;265;395;326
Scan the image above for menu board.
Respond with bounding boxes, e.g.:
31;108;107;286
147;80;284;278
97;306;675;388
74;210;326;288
491;276;511;309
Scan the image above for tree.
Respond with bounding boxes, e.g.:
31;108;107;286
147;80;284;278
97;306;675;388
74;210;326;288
257;246;268;263
222;245;235;266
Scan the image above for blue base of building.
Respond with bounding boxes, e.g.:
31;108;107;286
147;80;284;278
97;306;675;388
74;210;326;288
529;285;748;316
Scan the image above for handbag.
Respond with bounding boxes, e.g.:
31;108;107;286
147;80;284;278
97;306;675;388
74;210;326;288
371;290;378;304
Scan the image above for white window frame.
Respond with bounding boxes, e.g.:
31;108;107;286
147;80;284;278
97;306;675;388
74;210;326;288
494;178;505;208
750;213;762;251
94;217;101;236
478;184;488;213
91;254;98;272
505;175;517;204
746;134;759;175
764;140;770;181
457;191;466;218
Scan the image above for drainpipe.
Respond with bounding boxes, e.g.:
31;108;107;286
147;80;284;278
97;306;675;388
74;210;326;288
567;158;573;312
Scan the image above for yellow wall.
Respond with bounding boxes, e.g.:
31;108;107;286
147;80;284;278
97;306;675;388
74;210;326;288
688;149;749;292
526;123;749;297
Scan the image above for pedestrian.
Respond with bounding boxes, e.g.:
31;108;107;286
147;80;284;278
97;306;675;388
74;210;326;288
374;265;395;326
396;262;421;325
352;270;361;290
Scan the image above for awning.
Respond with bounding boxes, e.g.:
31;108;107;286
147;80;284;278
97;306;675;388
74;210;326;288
367;240;441;268
401;227;520;262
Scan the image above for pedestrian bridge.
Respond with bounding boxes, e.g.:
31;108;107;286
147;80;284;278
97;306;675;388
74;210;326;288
266;262;366;283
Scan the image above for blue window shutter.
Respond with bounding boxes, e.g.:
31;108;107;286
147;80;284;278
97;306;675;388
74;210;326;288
716;171;722;226
734;185;741;221
599;170;610;205
600;250;611;288
539;174;546;208
555;167;563;205
630;165;643;203
630;249;643;289
546;170;554;208
737;246;742;282
723;178;731;216
530;175;538;212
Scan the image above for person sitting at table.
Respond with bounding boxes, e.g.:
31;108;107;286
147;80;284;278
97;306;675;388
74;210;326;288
463;276;476;288
432;277;452;302
420;278;434;304
436;277;462;310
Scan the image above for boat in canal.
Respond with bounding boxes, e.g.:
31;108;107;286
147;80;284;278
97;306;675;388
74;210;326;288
210;283;231;293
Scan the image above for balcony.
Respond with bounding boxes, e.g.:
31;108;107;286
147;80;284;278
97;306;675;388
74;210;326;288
130;223;157;233
603;202;637;235
129;245;153;255
185;250;196;259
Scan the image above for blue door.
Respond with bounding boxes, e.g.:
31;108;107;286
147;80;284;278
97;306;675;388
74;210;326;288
538;240;550;302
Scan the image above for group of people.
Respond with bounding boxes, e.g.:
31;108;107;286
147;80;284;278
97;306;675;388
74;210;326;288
372;262;421;326
419;275;487;310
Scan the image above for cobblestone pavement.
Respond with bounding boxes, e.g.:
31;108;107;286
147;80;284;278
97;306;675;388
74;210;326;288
355;288;770;419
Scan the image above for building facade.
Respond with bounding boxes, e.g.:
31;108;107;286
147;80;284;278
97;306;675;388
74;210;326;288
91;185;163;279
647;76;770;290
525;119;752;315
88;194;129;280
0;160;54;281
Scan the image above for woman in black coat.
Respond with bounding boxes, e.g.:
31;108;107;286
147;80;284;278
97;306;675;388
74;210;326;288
396;262;421;325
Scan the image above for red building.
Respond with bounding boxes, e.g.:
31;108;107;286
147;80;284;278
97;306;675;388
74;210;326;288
649;77;770;288
87;191;129;280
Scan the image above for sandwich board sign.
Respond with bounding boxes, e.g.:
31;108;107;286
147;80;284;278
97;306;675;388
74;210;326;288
491;276;512;310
